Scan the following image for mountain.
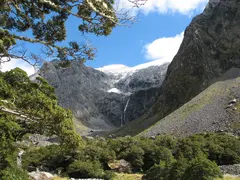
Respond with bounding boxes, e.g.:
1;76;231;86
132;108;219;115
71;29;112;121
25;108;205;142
37;60;169;134
142;68;240;137
115;0;240;136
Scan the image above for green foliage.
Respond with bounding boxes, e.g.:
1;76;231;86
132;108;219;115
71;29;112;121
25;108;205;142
143;155;222;180
154;135;177;150
175;134;208;160
143;161;171;180
182;157;222;180
0;166;29;180
103;170;117;180
55;60;72;69
119;145;144;171
205;133;240;165
141;144;175;171
168;157;189;180
67;160;104;179
0;68;82;176
0;73;238;180
22;145;72;172
1;0;119;62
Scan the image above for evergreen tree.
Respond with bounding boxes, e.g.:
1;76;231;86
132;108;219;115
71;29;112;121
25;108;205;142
0;0;146;65
0;68;81;177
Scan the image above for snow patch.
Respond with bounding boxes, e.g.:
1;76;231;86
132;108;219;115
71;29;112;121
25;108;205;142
108;88;122;94
96;59;167;79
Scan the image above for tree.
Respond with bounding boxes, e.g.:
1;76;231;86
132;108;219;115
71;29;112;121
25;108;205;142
143;161;171;180
0;0;147;67
182;157;222;180
0;68;81;177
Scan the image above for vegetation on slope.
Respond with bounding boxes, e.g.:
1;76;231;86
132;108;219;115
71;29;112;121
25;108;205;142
115;72;240;137
22;132;240;179
1;68;239;180
0;68;81;179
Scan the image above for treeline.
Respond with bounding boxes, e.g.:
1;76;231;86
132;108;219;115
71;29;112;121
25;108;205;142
22;133;240;180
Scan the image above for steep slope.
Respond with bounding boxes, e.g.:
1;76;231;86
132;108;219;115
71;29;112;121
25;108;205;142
115;0;240;136
38;60;169;133
142;68;240;137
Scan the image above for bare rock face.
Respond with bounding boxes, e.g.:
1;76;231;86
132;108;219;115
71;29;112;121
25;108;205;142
153;0;240;116
118;0;240;136
38;60;168;131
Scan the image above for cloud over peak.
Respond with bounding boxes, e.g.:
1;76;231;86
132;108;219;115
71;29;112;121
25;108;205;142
144;32;184;63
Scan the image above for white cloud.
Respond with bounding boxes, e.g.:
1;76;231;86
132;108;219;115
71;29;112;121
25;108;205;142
144;32;184;63
1;58;35;76
116;0;208;15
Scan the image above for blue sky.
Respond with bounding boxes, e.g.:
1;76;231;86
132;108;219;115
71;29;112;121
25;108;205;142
2;0;208;74
85;13;191;68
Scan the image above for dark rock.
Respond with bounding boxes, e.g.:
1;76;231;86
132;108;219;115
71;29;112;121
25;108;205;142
119;0;240;136
37;60;168;132
220;164;240;176
108;159;132;173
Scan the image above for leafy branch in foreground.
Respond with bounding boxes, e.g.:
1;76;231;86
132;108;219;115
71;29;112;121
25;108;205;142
0;0;147;67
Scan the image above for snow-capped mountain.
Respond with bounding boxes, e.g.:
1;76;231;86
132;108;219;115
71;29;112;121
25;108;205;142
38;60;169;133
97;59;169;80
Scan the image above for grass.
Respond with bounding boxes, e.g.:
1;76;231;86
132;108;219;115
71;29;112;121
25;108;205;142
113;173;143;180
114;81;226;137
52;177;69;180
216;175;240;180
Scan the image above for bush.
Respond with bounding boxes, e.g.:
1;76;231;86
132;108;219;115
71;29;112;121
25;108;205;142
118;145;144;171
205;133;240;165
168;157;188;180
103;170;116;180
143;161;170;180
67;160;104;178
182;157;222;180
142;146;175;171
22;145;72;172
82;141;116;169
0;167;29;180
175;134;207;160
154;135;177;150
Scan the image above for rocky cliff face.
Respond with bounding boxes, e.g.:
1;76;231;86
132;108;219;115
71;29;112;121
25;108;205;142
115;0;240;136
154;0;240;116
38;60;169;131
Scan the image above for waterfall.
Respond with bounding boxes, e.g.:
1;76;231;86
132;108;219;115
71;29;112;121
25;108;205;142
17;150;25;168
123;99;130;125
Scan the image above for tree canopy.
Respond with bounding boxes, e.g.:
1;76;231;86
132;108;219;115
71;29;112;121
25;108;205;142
0;68;81;177
0;0;146;67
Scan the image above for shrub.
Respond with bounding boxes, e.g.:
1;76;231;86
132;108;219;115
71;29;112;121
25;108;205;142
154;135;177;150
142;146;175;171
143;161;170;180
0;167;29;180
118;145;144;171
82;141;116;169
205;133;240;165
103;170;116;180
182;157;222;180
168;157;188;180
67;160;104;178
22;145;72;172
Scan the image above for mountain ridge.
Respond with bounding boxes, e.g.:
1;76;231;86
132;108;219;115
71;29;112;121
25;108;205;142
114;0;240;137
37;60;169;134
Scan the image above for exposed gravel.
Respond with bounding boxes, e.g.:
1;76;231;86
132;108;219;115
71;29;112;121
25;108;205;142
142;69;240;137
